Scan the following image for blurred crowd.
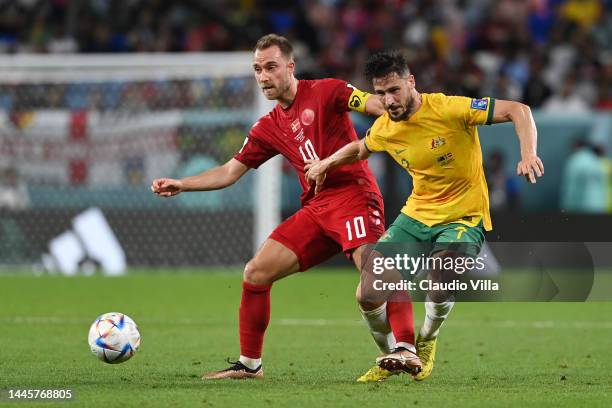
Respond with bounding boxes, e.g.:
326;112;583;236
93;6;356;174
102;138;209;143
0;0;611;111
0;77;254;110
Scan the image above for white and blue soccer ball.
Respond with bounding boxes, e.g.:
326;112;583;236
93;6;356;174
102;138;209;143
88;312;141;364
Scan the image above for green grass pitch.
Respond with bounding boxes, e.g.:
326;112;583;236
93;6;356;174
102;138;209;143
1;269;611;407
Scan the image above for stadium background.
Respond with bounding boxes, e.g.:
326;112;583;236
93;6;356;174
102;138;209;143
1;1;611;406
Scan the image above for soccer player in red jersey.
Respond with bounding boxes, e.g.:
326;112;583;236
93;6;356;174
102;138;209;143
151;34;420;380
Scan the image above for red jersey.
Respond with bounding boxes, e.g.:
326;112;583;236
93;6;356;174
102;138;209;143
234;78;381;205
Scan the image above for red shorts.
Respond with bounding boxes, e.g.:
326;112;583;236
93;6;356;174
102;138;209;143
270;188;385;271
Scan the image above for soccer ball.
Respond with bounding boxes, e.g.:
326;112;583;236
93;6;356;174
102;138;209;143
88;312;141;364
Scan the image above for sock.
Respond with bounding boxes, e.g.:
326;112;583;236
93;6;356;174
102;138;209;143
359;302;396;354
239;281;271;364
386;292;415;350
395;341;416;353
239;355;262;370
420;297;455;339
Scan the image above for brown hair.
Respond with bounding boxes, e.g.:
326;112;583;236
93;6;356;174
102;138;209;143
364;50;411;82
254;34;294;59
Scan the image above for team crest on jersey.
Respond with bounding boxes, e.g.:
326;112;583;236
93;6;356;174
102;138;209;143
430;137;446;149
301;108;315;126
437;152;455;166
470;98;489;111
290;118;301;133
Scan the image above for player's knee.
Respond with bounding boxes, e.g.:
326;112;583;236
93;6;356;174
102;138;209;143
428;250;461;302
355;285;384;310
358;298;384;311
243;259;273;285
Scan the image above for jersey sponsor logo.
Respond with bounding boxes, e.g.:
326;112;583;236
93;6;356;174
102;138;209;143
290;118;301;133
437;152;455;166
470;98;489;111
301;108;315;126
430;136;446;149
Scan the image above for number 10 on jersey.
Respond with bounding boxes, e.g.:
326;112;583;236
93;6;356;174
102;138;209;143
346;216;366;241
299;139;320;162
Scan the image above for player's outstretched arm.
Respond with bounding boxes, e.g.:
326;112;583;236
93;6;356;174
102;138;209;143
347;85;384;117
304;139;370;194
491;100;544;184
151;158;249;197
364;94;385;116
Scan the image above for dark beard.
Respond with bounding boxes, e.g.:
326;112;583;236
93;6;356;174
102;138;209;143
389;94;414;122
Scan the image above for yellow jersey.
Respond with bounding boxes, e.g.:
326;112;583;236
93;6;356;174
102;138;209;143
365;93;495;231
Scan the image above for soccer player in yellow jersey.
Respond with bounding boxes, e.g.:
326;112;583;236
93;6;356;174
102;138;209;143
305;50;544;382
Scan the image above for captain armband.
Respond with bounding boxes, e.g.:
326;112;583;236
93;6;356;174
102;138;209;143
347;87;372;113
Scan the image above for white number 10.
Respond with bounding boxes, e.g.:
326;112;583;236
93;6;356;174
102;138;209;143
299;139;320;161
346;216;366;241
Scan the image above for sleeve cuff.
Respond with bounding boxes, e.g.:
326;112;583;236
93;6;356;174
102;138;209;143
485;98;496;125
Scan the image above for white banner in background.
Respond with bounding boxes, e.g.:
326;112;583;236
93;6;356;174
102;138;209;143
44;207;126;276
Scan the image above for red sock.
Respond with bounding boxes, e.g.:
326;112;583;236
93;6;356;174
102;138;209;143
239;281;272;359
386;293;415;346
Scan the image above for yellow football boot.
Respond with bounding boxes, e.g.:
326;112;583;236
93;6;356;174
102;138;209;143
356;365;396;382
414;335;437;381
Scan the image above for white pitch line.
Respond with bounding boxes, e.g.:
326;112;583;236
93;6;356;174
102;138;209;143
277;318;362;327
277;318;612;329
1;316;612;329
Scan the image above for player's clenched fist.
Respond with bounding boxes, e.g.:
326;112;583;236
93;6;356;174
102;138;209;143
151;178;183;197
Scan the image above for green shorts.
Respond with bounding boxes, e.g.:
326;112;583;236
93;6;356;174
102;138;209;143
377;213;485;258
